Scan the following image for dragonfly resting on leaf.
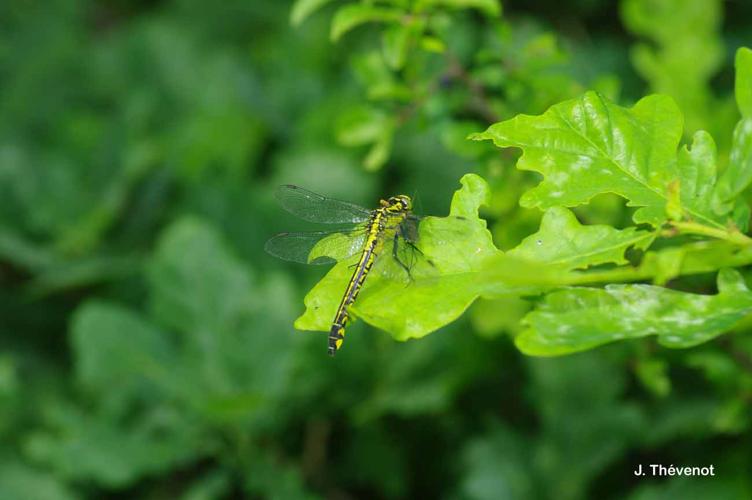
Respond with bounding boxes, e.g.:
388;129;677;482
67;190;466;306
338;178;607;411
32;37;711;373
265;185;436;356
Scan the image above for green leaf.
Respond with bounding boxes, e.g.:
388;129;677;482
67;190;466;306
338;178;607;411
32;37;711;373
290;0;337;26
448;171;491;218
363;124;394;171
482;237;752;299
472;92;684;227
352;50;412;100
665;179;682;221
732;200;750;232
477;207;654;296
382;24;411;69
516;269;752;356
676;130;723;222
634;358;671;397
336;106;391;147
471;296;531;338
67;217;296;417
71;301;174;397
147;218;296;416
330;5;403;42
295;174;498;341
418;0;501;17
714;120;752;217
713;49;752;217
507;206;654;271
148;217;254;336
477;254;567;293
735;47;752;118
621;0;723;135
634;241;752;286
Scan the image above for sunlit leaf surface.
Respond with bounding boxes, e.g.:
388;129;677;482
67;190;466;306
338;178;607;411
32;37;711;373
472;92;684;226
517;269;752;356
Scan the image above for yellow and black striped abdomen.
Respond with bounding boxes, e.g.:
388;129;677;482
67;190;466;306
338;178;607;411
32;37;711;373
328;197;410;356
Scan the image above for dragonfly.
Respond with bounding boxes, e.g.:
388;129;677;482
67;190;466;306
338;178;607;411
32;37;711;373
265;185;430;356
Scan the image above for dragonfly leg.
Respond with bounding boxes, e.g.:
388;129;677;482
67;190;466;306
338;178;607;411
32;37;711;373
404;240;435;268
392;231;413;282
398;224;435;268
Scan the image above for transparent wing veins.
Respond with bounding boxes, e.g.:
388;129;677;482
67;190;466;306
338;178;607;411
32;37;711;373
275;185;372;224
264;229;367;265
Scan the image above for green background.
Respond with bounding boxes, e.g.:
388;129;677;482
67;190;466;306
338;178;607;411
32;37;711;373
1;0;752;498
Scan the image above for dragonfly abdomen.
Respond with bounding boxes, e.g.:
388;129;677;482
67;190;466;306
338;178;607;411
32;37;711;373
328;211;389;356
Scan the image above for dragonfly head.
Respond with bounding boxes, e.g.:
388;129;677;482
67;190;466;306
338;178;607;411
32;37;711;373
385;194;412;212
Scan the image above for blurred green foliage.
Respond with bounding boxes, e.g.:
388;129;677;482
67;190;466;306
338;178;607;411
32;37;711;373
2;0;752;499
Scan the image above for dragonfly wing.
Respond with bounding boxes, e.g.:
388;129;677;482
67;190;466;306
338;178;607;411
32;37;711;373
275;185;372;224
265;230;367;265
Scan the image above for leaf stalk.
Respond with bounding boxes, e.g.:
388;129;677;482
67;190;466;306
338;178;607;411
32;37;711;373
671;221;752;246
